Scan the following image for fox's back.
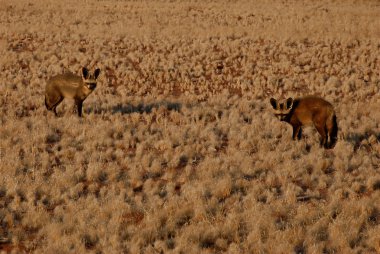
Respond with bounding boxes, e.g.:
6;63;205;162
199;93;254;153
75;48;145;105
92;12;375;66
46;73;83;99
293;96;334;125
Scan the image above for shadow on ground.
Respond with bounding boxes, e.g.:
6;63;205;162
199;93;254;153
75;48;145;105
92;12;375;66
85;101;182;115
345;132;380;150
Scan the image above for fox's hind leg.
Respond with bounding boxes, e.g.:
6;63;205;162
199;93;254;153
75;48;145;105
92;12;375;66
51;97;63;116
315;123;328;148
45;94;63;116
53;97;63;116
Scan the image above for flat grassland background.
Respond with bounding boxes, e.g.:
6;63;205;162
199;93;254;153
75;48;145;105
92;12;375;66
1;0;380;253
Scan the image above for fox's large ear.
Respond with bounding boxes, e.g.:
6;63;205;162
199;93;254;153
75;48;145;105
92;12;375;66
82;67;89;79
270;98;277;109
286;97;293;109
94;68;101;79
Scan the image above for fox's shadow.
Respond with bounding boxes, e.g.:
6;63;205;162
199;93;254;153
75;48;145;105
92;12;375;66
112;101;181;114
345;132;380;150
85;101;181;115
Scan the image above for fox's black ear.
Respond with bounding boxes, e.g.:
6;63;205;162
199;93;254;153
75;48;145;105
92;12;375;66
82;67;89;79
94;68;101;79
270;98;277;109
286;98;294;109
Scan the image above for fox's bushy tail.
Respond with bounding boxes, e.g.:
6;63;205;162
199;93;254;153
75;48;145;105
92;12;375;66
45;96;49;109
328;114;338;149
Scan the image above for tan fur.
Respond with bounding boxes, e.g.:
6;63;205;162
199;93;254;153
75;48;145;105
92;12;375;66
270;96;338;149
45;67;100;117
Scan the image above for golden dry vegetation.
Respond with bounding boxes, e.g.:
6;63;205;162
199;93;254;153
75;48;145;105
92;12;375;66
1;0;380;253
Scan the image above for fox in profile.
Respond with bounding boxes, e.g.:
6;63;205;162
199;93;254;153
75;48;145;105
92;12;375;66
45;67;100;117
270;96;338;149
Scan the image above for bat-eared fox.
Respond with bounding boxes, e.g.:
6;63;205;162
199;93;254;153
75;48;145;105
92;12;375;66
45;67;100;117
270;96;338;149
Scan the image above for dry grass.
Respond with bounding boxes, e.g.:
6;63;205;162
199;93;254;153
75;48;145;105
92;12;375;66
1;0;380;253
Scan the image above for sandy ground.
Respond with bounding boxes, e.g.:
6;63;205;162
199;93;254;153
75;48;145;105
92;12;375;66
0;0;380;253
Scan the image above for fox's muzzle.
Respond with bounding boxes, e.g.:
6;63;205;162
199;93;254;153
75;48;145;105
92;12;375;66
86;83;97;90
275;114;287;121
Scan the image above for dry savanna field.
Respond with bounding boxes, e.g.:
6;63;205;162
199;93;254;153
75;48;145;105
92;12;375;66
1;0;380;253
